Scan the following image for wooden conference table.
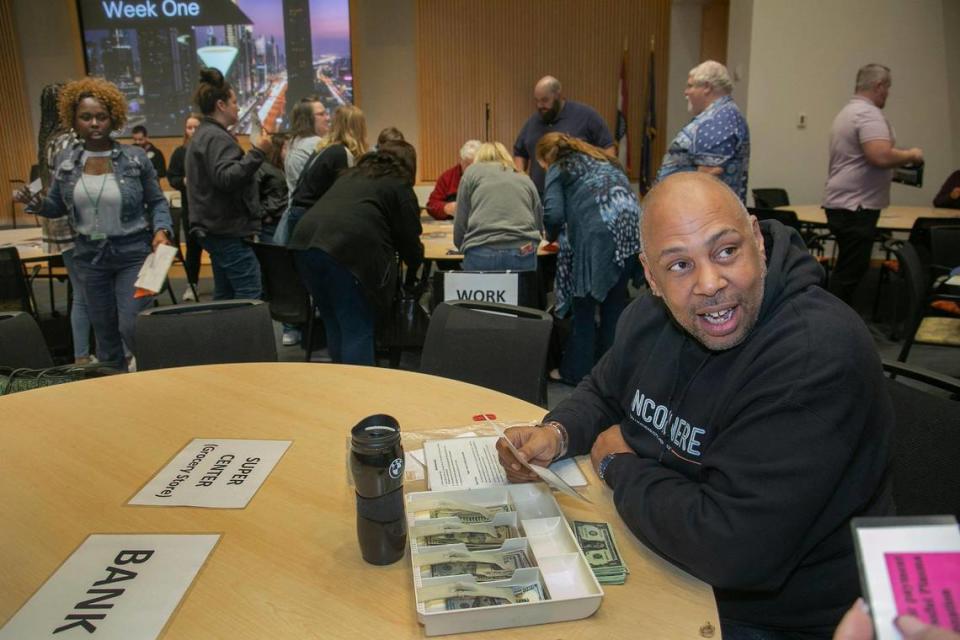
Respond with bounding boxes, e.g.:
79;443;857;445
0;226;50;261
0;364;719;639
778;204;959;232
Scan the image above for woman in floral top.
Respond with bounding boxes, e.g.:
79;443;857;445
536;132;640;385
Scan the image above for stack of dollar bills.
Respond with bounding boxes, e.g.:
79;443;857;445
418;581;546;612
573;521;629;585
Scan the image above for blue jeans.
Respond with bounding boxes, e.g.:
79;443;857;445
71;234;155;370
199;234;262;300
295;248;375;365
61;249;91;359
560;268;629;384
462;244;537;272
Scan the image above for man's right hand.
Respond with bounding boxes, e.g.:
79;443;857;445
495;425;561;483
443;202;456;216
906;147;924;165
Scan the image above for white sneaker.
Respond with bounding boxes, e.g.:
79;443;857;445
182;287;197;302
282;328;301;346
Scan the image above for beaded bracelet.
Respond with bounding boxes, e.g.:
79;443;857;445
539;421;569;461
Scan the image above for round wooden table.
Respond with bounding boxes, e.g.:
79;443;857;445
0;363;719;639
779;205;959;231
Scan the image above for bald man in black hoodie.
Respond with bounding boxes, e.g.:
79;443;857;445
498;173;894;639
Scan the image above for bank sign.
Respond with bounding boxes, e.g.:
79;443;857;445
78;0;252;29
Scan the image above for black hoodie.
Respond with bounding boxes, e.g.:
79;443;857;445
546;220;893;636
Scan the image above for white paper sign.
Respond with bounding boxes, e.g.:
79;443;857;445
443;272;519;305
129;438;291;508
0;533;218;640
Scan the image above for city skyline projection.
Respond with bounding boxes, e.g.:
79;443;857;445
77;0;352;136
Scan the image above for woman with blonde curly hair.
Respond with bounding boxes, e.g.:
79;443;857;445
535;132;640;385
15;76;173;372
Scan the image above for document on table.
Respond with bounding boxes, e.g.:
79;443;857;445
424;434;588;497
129;438;291;508
0;533;218;640
425;436;506;490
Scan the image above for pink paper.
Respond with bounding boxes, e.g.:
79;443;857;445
884;552;960;631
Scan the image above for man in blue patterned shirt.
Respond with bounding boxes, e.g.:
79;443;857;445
656;61;750;202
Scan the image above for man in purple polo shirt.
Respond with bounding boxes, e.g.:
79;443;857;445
513;76;614;194
822;64;923;305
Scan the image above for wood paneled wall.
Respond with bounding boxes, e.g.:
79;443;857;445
416;0;671;181
0;0;39;227
700;0;729;64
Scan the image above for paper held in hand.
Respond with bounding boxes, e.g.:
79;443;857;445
422;432;587;496
134;243;178;298
493;425;590;503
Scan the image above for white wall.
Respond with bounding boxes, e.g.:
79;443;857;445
730;0;957;207
666;0;703;140
726;0;752;115
351;0;419;158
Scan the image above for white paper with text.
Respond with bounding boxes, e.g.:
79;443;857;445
129;438;291;508
0;533;218;640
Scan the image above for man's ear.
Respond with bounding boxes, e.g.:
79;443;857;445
750;215;765;255
639;253;661;298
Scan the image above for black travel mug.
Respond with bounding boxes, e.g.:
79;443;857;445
350;414;407;565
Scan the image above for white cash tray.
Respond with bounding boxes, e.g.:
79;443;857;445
406;483;603;636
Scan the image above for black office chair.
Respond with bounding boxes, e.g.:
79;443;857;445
135;300;278;371
429;269;545;311
751;188;790;209
891;241;960;362
420;301;553;406
875;218;960;325
248;241;322;361
0;311;54;369
881;360;960;517
929;225;960;276
749;209;833;286
0;246;39;315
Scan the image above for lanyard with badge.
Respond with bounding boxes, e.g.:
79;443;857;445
80;149;112;240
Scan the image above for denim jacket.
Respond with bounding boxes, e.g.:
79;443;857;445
31;141;172;238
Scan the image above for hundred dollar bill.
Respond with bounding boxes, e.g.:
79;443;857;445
419;581;545;612
418;549;531;581
413;500;514;523
414;521;515;550
573;521;629;584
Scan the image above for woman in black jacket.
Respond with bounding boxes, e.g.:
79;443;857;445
289;141;423;365
166;112;202;299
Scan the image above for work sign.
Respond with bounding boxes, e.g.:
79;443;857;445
0;534;218;639
129;438;291;508
443;272;519;305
